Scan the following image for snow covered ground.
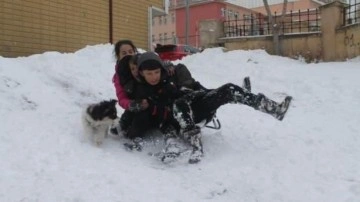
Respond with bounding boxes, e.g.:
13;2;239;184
1;44;359;202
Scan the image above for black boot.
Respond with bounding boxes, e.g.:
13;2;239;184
161;137;182;163
254;94;292;121
188;132;203;164
124;137;143;151
242;77;251;92
182;126;203;164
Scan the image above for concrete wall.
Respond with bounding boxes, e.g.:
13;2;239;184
219;33;321;60
0;0;164;57
202;0;359;61
335;24;360;60
199;19;225;48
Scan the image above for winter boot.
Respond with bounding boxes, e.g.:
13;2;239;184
242;77;251;92
124;137;143;151
181;126;203;164
188;132;203;164
254;93;292;121
161;137;182;163
182;125;201;141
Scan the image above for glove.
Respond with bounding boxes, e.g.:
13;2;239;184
128;100;143;112
163;60;175;76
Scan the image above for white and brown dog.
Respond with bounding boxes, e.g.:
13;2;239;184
82;99;118;146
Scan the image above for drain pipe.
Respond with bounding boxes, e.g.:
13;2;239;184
109;0;113;44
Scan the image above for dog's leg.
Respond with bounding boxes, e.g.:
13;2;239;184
94;125;109;146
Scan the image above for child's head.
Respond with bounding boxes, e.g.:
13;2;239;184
129;54;141;79
114;39;137;60
137;52;164;86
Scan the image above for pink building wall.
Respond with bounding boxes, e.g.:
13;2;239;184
175;1;254;46
176;2;225;46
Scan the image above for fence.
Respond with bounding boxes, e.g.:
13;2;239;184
343;0;360;25
218;1;360;61
224;9;321;37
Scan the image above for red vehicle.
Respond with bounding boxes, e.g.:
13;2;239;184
154;44;200;61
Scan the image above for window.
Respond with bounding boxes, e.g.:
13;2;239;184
234;12;239;19
221;8;225;17
159;16;162;25
171;13;175;23
164;33;168;43
152;35;155;42
228;10;233;19
159;34;163;43
164;16;167;24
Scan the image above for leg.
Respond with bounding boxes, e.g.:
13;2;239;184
94;125;108;146
119;110;134;132
160;123;182;162
172;97;204;163
191;83;292;122
126;110;152;139
110;110;134;135
123;110;153;151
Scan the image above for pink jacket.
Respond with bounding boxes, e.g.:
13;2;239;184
112;64;131;110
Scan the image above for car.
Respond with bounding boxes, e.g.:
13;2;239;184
154;44;200;61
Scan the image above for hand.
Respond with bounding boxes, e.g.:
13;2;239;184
129;100;146;112
163;60;176;76
167;66;176;76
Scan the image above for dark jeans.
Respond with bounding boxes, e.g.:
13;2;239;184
173;83;259;130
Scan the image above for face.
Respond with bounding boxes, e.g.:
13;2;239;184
118;44;135;60
140;69;161;86
129;62;139;78
101;99;118;120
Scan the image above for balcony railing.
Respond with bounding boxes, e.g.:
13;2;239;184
224;9;321;37
343;0;360;25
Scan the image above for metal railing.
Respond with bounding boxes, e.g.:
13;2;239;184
343;0;360;25
224;9;321;37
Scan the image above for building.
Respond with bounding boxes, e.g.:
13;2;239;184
152;0;255;47
151;1;178;47
0;0;168;57
225;0;345;9
250;0;326;14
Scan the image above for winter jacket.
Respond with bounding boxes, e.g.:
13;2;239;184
172;63;207;91
135;75;182;124
113;54;206;110
112;62;132;110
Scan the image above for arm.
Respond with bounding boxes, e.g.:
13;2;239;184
112;73;131;110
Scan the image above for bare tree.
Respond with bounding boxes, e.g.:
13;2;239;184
263;0;288;55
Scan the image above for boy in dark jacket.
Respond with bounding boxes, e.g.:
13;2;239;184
129;52;292;163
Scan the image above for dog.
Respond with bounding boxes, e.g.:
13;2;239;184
82;99;118;146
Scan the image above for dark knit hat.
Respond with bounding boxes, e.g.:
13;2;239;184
137;52;164;71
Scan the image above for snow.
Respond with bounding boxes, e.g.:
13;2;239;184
1;44;360;202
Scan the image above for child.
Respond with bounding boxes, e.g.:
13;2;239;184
130;52;292;163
